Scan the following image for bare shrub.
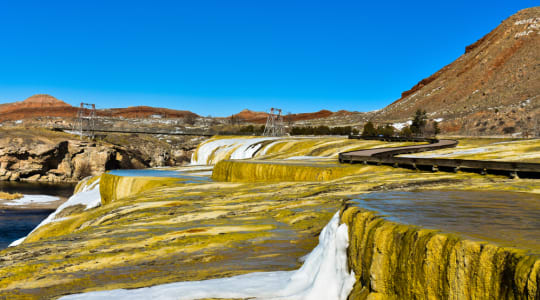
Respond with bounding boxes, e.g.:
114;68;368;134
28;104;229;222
77;160;93;179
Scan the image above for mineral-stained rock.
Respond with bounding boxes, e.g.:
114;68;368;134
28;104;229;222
340;206;540;299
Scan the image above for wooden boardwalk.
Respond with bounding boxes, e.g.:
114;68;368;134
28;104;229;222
339;136;540;178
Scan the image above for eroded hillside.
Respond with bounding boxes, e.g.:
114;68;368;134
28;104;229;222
373;7;540;136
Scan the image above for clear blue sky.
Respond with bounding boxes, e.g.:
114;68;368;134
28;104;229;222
0;1;535;116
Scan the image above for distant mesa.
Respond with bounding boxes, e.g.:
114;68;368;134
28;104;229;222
0;94;199;121
19;94;72;108
0;94;78;121
232;109;269;121
231;108;351;124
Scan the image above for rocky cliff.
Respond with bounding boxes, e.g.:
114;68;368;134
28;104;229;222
0;128;202;182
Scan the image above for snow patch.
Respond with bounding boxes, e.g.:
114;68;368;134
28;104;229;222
2;195;60;206
433;118;444;123
401;147;489;158
285;156;326;160
514;17;540;25
59;212;355;300
392;120;412;130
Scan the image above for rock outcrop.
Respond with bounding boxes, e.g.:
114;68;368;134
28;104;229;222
0;128;203;182
0;134;147;182
341;206;539;299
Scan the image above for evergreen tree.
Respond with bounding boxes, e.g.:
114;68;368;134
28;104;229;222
410;109;427;136
433;121;440;136
362;121;377;136
400;126;413;137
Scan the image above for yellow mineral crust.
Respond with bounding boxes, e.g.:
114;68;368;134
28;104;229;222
213;159;381;182
193;135;424;165
341;206;540;300
0;192;23;200
99;173;179;204
401;138;540;162
1;137;539;299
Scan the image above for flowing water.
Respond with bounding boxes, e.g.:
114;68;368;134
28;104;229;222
108;169;212;183
0;209;55;249
352;190;540;253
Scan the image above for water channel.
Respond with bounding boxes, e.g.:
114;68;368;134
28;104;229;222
0;181;75;249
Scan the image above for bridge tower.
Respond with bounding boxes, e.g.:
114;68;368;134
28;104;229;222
263;108;285;136
76;103;96;139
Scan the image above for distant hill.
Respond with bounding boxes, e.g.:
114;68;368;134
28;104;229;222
230;109;353;124
0;95;199;121
372;7;540;136
0;94;78;120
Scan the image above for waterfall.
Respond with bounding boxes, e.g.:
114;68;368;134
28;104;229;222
59;212;355;300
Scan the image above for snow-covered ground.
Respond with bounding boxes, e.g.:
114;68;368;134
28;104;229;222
60;212;355;300
392;120;412;130
401;147;489;158
9;177;102;247
1;195;60;206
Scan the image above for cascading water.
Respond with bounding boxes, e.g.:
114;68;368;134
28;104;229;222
59;212;355;300
191;137;280;165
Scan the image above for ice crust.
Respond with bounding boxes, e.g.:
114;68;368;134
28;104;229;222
2;195;60;206
60;212;355;300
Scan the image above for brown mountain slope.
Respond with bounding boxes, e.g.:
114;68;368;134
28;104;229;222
231;109;350;124
373;7;540;136
0;94;78;120
0;95;199;121
104;106;198;119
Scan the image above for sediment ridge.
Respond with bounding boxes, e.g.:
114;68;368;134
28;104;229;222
341;205;539;299
212;159;376;182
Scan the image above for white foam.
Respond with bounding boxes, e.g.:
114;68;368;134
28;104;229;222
284;156;326;160
2;195;60;206
191;137;279;165
59;212;355;300
9;177;102;247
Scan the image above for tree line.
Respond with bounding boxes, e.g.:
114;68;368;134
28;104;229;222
362;109;440;138
229;124;360;136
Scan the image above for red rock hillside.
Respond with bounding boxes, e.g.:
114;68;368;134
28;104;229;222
0;95;199;121
230;109;350;124
372;7;539;136
0;94;78;121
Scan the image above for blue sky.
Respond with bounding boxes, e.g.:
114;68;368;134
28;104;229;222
0;1;535;116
